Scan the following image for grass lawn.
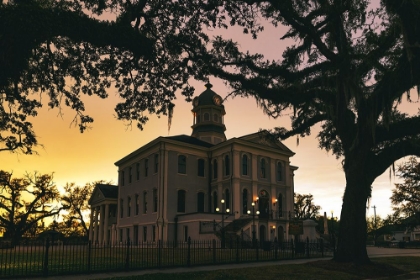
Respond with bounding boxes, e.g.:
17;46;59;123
101;257;420;280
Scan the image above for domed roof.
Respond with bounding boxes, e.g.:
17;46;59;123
194;83;223;107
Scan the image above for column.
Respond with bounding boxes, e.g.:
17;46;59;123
93;206;99;243
88;207;94;242
98;205;105;244
104;203;110;244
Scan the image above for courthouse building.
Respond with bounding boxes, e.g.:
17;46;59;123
89;83;298;244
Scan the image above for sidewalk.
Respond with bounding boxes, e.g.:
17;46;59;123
31;257;332;280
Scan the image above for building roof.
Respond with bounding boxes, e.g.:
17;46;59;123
195;83;224;107
165;135;214;148
97;184;118;199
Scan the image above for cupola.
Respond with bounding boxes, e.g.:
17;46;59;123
191;83;226;144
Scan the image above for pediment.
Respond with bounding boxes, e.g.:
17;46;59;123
88;184;118;205
239;131;294;155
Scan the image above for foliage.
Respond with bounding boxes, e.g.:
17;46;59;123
391;156;420;218
0;171;61;244
366;215;383;234
294;193;320;220
4;0;420;263
60;180;108;237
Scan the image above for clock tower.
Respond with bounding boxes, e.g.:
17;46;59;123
191;83;227;144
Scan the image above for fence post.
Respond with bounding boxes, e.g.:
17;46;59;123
212;239;216;264
274;237;278;260
291;238;295;259
187;237;191;267
43;238;50;277
306;237;310;258
87;240;92;273
125;239;130;270
158;240;162;268
255;239;259;261
236;236;239;263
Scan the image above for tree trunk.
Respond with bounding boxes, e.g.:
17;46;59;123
334;163;372;263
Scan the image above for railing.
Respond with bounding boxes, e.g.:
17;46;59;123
0;238;332;278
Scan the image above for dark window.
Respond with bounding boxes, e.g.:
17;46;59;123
177;190;186;212
154;154;159;173
224;155;230;176
143;226;147;242
213;159;218;179
278;194;283;217
242;189;248;214
127;196;131;217
197;192;205;212
135;194;139;215
153;188;158;212
120;199;124;218
152;226;156;242
213;114;219;122
242;155;248;176
143;191;147;214
197;159;205;177
134;225;139;245
225;189;230;210
261;158;266;178
213;191;218;212
136;163;140;180
204;113;210;121
121;171;125;186
144;159;149;177
178;155;187;174
119;229;123;242
126;228;130;242
184;226;189;242
277;162;283;181
129;167;132;183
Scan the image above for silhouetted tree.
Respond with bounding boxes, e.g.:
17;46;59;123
294;193;320;220
0;171;61;245
60;181;109;237
4;0;420;263
391;157;420;219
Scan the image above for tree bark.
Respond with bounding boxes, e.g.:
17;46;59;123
334;159;373;263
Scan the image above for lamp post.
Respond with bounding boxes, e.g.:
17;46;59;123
216;199;230;248
247;202;260;247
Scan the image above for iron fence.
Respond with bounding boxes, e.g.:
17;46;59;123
0;237;333;279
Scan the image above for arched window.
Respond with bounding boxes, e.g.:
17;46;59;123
278;193;283;217
277;162;283;181
178;155;187;174
197;159;205;177
225;189;230;210
197;192;205;213
261;158;266;178
177;190;186;212
242;189;248;214
213;191;218;212
224;155;230;176
213;159;218;179
143;191;148;214
213;114;219;122
242;155;248;176
204;113;210;121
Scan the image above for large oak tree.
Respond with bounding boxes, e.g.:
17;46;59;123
3;0;420;263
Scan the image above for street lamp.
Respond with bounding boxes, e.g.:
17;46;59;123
216;199;230;248
247;201;260;247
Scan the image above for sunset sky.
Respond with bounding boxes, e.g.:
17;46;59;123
3;1;418;220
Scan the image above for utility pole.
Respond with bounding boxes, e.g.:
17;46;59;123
372;205;377;245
